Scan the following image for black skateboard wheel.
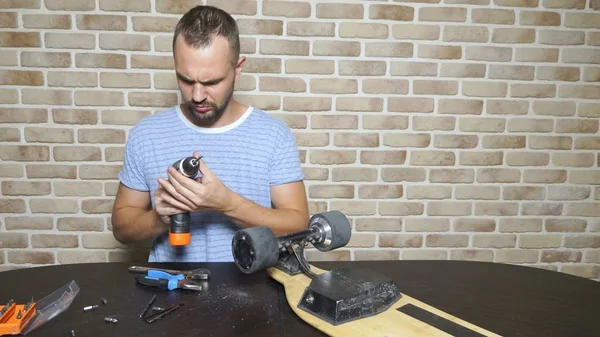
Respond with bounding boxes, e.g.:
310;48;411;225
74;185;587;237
310;210;352;252
232;226;280;274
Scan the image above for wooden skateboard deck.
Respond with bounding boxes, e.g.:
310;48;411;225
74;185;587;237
268;265;502;337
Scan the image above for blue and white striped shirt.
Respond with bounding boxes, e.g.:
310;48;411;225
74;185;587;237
118;105;304;262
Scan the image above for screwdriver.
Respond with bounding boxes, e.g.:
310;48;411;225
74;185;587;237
169;156;201;246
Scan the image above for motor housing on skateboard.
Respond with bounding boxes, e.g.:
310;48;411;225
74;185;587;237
231;210;402;325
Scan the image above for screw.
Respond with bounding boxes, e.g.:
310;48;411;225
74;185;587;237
83;305;98;311
71;330;75;337
305;293;314;304
105;317;118;324
151;306;165;312
100;297;107;305
16;310;22;319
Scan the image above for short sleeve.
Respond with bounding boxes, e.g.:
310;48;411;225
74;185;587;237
269;126;304;186
118;126;149;191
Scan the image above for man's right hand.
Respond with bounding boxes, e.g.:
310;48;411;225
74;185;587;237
154;183;192;227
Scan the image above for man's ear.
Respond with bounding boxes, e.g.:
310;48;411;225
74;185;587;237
235;55;246;79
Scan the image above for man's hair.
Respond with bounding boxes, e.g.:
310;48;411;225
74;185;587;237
172;5;240;67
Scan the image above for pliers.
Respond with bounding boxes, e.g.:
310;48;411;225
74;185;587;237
128;266;210;281
135;270;202;291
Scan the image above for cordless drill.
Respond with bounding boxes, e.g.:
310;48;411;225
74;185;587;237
169;156;201;246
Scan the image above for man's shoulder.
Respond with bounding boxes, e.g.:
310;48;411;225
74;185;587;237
246;106;292;133
128;106;178;137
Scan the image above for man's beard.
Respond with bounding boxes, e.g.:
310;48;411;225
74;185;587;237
185;82;235;126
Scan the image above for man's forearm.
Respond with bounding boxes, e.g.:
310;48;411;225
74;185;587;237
112;208;167;244
225;194;309;237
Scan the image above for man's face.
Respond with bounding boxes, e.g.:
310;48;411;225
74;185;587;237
173;35;242;126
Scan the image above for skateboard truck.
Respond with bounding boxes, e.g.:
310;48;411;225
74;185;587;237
231;211;402;326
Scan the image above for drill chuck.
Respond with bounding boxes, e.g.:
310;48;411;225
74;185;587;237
169;156;200;246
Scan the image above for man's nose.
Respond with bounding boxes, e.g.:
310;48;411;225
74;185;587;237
192;83;206;103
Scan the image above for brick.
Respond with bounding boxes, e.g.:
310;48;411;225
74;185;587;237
475;202;519;216
380;234;423;248
294;133;329;147
548;185;592;201
30;199;78;213
0;128;19;142
339;23;388;39
383;134;431;148
428;202;472;216
99;34;150;51
238;19;283;36
563;49;600;64
560;84;600;99
22;51;71;68
5;216;52;230
545;219;587;232
511;84;556;98
58;251;106;264
310;150;355;165
381;168;426;182
54;146;101;161
245;58;281;73
434;135;478;149
414;116;455;131
305;250;351;262
79;165;121;179
477;168;521;183
131;55;173;69
363;79;408;95
154;36;172;52
22;89;72;105
592;0;600;9
132;16;177;32
406;185;452;200
365;43;413;58
259;77;306;93
316;3;363;19
45;33;95;50
482;135;525;149
473;234;516;248
8;251;54;264
588;32;600;46
0;32;40;47
507;118;554;132
418;45;462;60
496;250;539;263
405;218;450;232
339;61;386;76
464;81;508;97
440;64;486;78
565;234;600;248
27;164;76;179
302;168;328;181
263;1;310;18
556;120;599;134
515;48;559;62
585;251;600;264
0;146;49;161
529;136;572;150
540;30;585;46
541;251;582;263
313;41;360;56
490;65;534;80
332;168;377;182
451;250;494;262
0;0;40;8
390;62;437;77
584;68;600;82
0;233;28;248
495;0;539;6
360;151;406;165
414;80;458;95
284;97;331;112
570;171;600;185
355;250;399;261
439;99;483;115
523;171;567;186
0;70;43;86
55;182;102;197
429;169;476;183
53;109;98;125
392;24;440;40
454;219;496;232
443;26;489;43
445;0;489;3
503;186;545;200
370;5;414;21
82;233;126;249
575;137;600;150
101;73;150;89
419;7;466;22
75;91;124;107
24;127;73;143
76;15;126;31
48;72;97;88
288;22;334;37
537;67;580;82
492;28;535;43
543;0;585;8
426;234;468;248
500;218;543;233
0;164;23;178
286;59;332;75
334;133;378;147
472;9;515;24
533;101;576;116
466;46;512;62
153;73;178;90
0;12;16;28
379;202;424;216
389;98;434;113
359;185;403;199
403;250;448;260
46;0;94;10
311;115;357;130
363;116;409;130
76;53;126;69
82;198;114;214
565;13;600;28
331;201;376;216
520;11;561;26
0;50;17;66
32;234;77;248
336;98;383;112
0;199;26;213
105;147;124;162
100;0;150;11
459;118;506;133
487;100;529;115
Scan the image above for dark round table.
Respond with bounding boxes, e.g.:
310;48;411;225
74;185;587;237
0;260;598;337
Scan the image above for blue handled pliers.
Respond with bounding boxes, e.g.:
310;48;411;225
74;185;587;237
135;270;202;291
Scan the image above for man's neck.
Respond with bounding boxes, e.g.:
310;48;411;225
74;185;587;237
181;100;247;129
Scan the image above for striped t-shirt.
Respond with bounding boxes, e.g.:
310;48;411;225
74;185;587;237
118;105;304;262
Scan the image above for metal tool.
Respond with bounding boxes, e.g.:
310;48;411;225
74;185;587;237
169;156;201;246
83;305;98;311
135;270;202;291
139;295;156;319
128;266;210;280
144;303;184;324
